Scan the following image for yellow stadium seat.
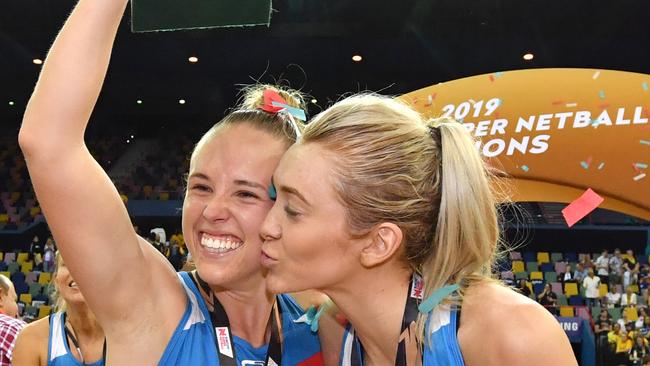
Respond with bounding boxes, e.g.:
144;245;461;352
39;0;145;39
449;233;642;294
10;192;21;203
560;306;575;317
565;282;579;297
512;261;525;273
159;192;170;201
530;271;543;280
16;252;29;264
0;214;8;223
38;272;52;285
0;252;3;261
537;252;550;264
0;272;9;279
526;282;533;295
19;293;32;304
38;305;52;319
29;207;41;217
21;261;33;273
599;283;609;297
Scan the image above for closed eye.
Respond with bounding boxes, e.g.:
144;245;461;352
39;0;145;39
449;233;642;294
236;191;261;199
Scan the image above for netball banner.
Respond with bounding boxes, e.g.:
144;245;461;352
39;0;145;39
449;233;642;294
402;69;650;220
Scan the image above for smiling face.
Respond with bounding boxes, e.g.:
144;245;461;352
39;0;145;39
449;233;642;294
54;258;86;306
260;143;365;293
182;123;287;289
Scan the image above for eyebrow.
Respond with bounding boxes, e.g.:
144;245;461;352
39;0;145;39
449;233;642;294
279;185;310;206
188;173;267;191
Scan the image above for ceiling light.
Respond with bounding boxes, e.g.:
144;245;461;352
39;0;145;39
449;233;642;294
311;99;317;104
179;99;186;104
33;58;43;65
188;56;198;63
136;100;143;104
523;53;534;61
8;101;14;106
352;55;362;62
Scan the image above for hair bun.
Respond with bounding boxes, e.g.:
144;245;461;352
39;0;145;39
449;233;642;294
238;84;306;111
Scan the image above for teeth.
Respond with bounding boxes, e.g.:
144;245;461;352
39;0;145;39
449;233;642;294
200;233;243;253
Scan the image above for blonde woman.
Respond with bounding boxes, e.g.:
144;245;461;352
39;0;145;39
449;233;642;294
13;253;105;366
260;95;577;365
19;0;330;364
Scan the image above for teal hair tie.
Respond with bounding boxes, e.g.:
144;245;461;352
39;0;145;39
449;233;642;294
417;284;460;314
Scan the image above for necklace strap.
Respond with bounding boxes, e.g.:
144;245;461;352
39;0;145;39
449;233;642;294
191;271;282;366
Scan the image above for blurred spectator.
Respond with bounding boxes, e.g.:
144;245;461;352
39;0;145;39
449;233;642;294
610;249;624;285
615;330;634;366
0;274;26;366
583;268;602;307
147;232;164;254
624;249;641;289
596;250;611;285
595;309;613;366
631;335;649;366
517;278;531;298
622;286;639;307
605;289;622;308
561;264;575;283
167;237;185;271
574;263;588;283
43;238;56;273
28;235;43;263
537;283;558;315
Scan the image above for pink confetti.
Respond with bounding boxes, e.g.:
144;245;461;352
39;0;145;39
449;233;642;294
562;189;604;227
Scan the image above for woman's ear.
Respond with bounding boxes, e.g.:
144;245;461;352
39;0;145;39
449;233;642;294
359;223;403;268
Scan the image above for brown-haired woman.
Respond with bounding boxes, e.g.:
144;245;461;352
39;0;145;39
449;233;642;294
19;0;331;364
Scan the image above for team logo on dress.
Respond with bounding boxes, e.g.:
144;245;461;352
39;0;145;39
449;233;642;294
215;327;233;358
242;362;265;366
410;274;424;299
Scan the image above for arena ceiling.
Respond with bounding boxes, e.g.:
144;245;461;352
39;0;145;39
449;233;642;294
1;0;649;133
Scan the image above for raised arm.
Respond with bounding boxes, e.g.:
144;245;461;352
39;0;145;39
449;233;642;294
18;0;184;336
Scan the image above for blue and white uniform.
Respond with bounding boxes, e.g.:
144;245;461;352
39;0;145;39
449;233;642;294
340;307;464;365
158;271;323;366
48;312;104;366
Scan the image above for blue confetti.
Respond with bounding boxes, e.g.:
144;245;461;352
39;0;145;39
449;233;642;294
598;90;606;99
580;161;590;170
521;165;529;172
268;183;277;201
641;140;650;146
643;82;649;92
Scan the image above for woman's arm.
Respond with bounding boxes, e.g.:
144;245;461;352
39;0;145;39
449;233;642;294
12;318;48;366
19;0;184;338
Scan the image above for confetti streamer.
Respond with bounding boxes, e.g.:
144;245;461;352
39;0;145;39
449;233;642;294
489;75;495;82
636;163;649;169
592;71;601;80
641;140;650;146
562;188;604;227
552;100;565;106
580;161;590;170
634;173;647;181
521;165;530;172
598;90;606;99
598;103;610;109
495;71;504;78
424;94;434;107
566;103;578;108
598;162;605;170
643;82;649;92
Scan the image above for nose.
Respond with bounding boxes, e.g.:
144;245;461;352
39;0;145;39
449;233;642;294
260;204;281;242
202;195;231;222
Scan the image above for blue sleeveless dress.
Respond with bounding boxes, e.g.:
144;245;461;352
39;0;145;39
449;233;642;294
157;271;323;366
339;305;464;365
48;312;104;366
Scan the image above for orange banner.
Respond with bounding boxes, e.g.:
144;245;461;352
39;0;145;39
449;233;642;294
402;68;650;220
